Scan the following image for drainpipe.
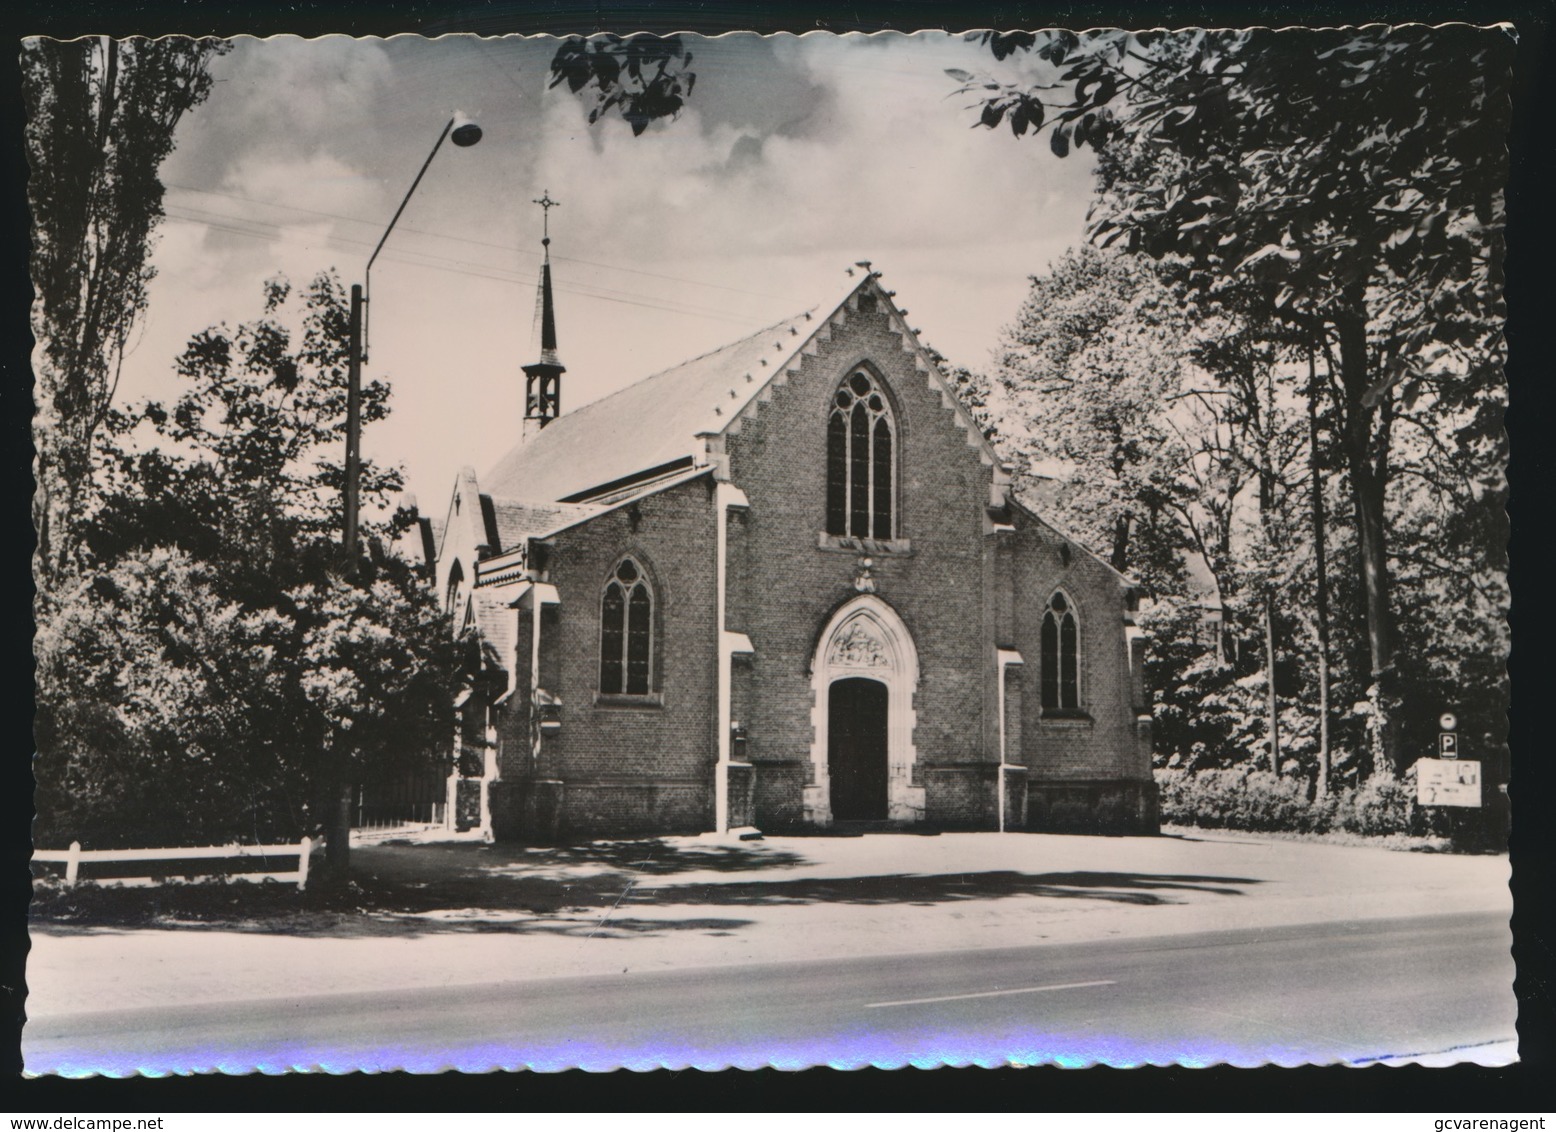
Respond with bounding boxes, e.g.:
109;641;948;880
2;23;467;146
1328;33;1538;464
995;648;1025;833
714;481;752;833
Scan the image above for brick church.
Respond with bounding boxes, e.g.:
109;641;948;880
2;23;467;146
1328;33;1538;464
401;235;1158;841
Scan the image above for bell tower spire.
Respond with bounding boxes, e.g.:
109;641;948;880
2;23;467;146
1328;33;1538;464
522;191;565;437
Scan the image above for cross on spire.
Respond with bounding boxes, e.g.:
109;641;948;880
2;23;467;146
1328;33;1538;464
533;191;560;251
523;190;565;436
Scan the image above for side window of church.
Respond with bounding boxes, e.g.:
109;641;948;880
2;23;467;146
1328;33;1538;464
1040;592;1080;711
826;369;895;540
600;557;653;695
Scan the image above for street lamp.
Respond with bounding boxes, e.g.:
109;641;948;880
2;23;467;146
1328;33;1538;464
343;111;482;565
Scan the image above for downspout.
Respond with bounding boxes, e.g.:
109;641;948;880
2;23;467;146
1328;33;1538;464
714;480;751;833
995;648;1024;833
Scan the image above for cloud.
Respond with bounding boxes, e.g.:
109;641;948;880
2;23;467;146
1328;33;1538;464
163;37;399;191
120;32;1101;503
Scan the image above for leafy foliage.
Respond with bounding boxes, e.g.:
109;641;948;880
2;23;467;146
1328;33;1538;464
34;273;464;852
91;272;401;585
26;36;229;584
36;549;295;849
549;34;696;135
958;27;1510;777
987;247;1191;578
978;228;1505;827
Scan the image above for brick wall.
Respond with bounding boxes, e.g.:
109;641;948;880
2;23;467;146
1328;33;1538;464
482;286;1155;841
722;295;1004;829
490;476;720;841
1007;513;1157;832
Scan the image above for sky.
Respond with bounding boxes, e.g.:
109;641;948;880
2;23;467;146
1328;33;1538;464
128;32;1099;508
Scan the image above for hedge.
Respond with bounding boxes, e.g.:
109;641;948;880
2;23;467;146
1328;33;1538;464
1154;766;1464;839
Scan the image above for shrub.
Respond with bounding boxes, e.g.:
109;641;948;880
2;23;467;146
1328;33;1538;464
1157;768;1326;833
1155;766;1459;839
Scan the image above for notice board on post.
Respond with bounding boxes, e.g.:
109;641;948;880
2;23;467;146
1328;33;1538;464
1417;758;1482;807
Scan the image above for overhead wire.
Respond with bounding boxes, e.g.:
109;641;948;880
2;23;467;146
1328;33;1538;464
163;182;790;302
161;203;769;327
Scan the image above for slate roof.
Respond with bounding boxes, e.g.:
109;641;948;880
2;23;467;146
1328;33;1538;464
468;587;517;673
482;497;601;550
483;309;821;504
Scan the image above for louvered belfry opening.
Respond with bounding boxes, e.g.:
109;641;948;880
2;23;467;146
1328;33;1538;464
523;193;566;432
825;369;894;540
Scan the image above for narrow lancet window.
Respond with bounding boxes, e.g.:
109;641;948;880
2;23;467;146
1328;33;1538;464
872;416;893;539
826;411;848;535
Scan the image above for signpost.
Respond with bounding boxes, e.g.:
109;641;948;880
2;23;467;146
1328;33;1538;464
1417;710;1480;808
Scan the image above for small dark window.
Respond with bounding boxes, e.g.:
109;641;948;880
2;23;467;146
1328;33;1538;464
1041;592;1080;711
825;369;895;540
600;557;654;695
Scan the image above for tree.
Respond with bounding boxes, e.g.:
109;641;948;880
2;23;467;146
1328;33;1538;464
34;549;461;859
35;549;296;850
953;26;1511;773
35;273;463;872
90;272;399;586
987;247;1191;581
25;35;228;586
983;247;1311;779
549;34;697;135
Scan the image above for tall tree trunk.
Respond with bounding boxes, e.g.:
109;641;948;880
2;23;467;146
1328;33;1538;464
1307;344;1332;799
1334;304;1396;777
1250;383;1282;783
1110;513;1132;573
325;780;353;876
1263;590;1281;777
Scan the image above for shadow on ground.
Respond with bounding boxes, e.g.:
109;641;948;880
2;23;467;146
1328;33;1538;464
32;837;1261;939
639;870;1259;908
366;838;811;879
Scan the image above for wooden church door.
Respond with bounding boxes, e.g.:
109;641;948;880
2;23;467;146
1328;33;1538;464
829;677;889;820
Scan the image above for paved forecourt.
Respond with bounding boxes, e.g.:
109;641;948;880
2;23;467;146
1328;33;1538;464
26;829;1512;1020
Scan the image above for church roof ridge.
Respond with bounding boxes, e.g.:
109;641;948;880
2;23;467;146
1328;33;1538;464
482;264;996;505
566;308;814;419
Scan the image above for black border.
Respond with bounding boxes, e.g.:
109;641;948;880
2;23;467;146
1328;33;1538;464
6;0;1552;1112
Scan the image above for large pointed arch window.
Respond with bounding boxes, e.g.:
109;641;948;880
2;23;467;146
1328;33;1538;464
600;557;654;695
1041;591;1080;711
826;369;895;539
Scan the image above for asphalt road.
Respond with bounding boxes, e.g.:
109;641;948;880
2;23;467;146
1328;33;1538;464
26;909;1515;1073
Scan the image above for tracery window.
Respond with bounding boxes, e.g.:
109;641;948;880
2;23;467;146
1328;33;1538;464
826;369;895;539
600;557;654;695
1040;591;1080;711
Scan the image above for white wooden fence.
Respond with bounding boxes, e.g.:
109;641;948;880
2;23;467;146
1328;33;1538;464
33;837;313;890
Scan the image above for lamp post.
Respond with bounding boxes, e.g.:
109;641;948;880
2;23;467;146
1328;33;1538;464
342;112;482;566
326;113;481;879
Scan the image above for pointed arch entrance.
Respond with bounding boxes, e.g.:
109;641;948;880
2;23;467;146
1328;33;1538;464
805;595;923;825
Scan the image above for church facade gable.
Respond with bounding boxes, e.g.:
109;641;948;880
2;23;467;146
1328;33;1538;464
440;266;1157;842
